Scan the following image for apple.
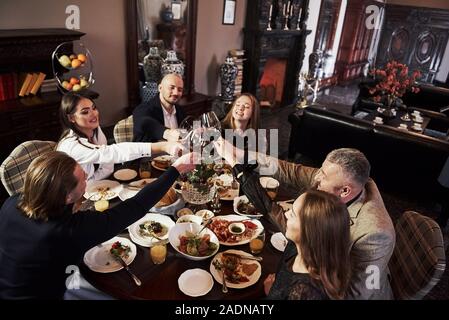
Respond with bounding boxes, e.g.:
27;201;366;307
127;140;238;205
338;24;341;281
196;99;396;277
72;84;82;92
69;77;80;85
71;59;82;68
66;83;73;91
61;80;69;89
69;54;77;60
58;55;71;68
77;53;87;63
80;78;88;87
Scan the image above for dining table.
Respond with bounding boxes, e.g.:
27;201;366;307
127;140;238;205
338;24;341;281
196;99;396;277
79;158;287;300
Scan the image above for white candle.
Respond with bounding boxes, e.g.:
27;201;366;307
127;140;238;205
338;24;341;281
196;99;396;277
269;4;273;18
289;3;293;16
287;1;291;16
283;4;286;16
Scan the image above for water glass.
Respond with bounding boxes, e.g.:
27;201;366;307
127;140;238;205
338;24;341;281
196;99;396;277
139;159;151;179
249;232;265;255
266;179;279;200
150;244;167;264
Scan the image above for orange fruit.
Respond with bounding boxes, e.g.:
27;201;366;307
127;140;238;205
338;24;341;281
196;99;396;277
71;59;82;68
77;54;87;63
69;77;80;85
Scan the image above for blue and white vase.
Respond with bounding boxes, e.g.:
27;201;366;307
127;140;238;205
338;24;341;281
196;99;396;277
220;55;238;101
161;50;185;78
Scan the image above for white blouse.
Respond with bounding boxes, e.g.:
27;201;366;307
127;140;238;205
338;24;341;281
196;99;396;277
57;127;152;181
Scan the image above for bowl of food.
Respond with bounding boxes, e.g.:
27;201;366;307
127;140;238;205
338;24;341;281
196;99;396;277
176;214;203;225
195;209;215;222
168;223;219;261
233;195;263;218
228;222;246;235
176;207;194;218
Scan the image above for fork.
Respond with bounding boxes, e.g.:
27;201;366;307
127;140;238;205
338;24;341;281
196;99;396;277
221;268;228;293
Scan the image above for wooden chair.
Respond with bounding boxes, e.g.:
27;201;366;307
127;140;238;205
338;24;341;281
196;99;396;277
0;140;56;195
389;211;446;299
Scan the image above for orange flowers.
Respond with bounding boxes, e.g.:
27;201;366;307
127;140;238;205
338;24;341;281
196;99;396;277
369;60;421;103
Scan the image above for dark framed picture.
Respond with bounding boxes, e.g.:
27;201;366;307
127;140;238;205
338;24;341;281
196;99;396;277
171;1;182;20
222;0;236;25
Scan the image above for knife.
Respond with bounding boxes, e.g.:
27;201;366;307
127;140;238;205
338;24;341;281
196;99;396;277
222;252;263;262
112;254;142;286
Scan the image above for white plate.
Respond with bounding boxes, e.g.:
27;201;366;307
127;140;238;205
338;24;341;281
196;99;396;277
213;174;239;201
151;155;174;171
178;268;214;297
259;176;279;188
84;180;122;201
233;195;263;218
113;169;137;181
209;214;264;246
128;213;175;247
83;236;136;273
209;249;261;289
118;178;156;201
270;232;288;252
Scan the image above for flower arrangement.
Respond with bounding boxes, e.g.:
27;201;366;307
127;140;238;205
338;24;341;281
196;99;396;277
369;60;421;106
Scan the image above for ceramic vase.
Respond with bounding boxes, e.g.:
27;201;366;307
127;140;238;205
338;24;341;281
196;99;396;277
219;55;238;101
143;47;163;83
161;50;185;78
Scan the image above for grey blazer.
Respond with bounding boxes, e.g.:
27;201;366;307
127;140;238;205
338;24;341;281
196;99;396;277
267;159;396;300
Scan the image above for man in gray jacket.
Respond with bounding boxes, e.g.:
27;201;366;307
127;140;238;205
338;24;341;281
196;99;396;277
215;141;395;299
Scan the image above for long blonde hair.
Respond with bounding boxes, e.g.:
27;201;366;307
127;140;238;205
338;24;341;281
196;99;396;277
222;93;260;130
18;151;78;221
298;190;352;300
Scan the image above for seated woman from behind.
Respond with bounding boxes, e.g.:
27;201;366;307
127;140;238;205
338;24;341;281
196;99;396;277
264;190;351;300
57;92;181;181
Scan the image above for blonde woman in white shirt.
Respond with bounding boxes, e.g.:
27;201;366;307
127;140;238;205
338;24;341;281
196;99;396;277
57;92;181;181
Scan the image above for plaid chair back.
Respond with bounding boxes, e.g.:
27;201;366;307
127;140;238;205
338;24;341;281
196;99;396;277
113;115;134;143
0;140;57;195
389;211;446;299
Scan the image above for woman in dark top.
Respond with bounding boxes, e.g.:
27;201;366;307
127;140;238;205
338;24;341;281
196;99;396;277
0;151;195;299
264;190;352;300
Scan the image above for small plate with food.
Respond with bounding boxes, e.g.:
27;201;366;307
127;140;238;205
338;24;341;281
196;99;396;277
178;269;214;297
195;209;215;222
128;213;175;247
214;173;239;201
176;214;203;225
84;180;122;201
119;178;155;201
176;207;194;218
168;223;219;261
83;236;136;273
210;249;261;289
113;168;138;181
233;195;263;218
151;155;174;171
208;214;264;246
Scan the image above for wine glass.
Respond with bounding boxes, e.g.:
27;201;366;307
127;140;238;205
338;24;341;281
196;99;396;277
200;111;221;131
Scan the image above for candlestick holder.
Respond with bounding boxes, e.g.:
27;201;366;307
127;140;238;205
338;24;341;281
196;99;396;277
267;16;272;31
296;8;302;30
283;15;289;30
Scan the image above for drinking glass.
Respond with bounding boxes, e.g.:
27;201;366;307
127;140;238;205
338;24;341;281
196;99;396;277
249;232;265;254
139;159;151;179
266;179;279;200
200;111;221;131
150;244;167;264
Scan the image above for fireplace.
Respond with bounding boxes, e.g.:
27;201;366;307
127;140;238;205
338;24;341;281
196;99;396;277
259;58;287;107
242;0;311;107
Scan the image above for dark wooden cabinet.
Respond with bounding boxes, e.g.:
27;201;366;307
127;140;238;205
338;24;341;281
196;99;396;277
375;4;449;83
0;29;88;203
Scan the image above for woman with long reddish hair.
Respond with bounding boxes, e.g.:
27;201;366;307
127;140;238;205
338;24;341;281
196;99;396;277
221;93;260;132
264;189;352;300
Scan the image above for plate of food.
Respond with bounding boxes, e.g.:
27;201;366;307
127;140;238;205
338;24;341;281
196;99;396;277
151;155;174;171
168;223;219;261
84;180;122;201
128;213;175;247
118;179;155;201
210;249;261;289
233;195;263;218
178;268;214;297
208;214;264;246
83;236;136;273
113;168;138;181
213;173;239;201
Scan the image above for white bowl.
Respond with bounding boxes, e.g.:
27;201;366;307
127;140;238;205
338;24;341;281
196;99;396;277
176;214;203;225
228;222;245;235
178;269;214;297
233;195;263;218
195;209;215;221
168;223;219;261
